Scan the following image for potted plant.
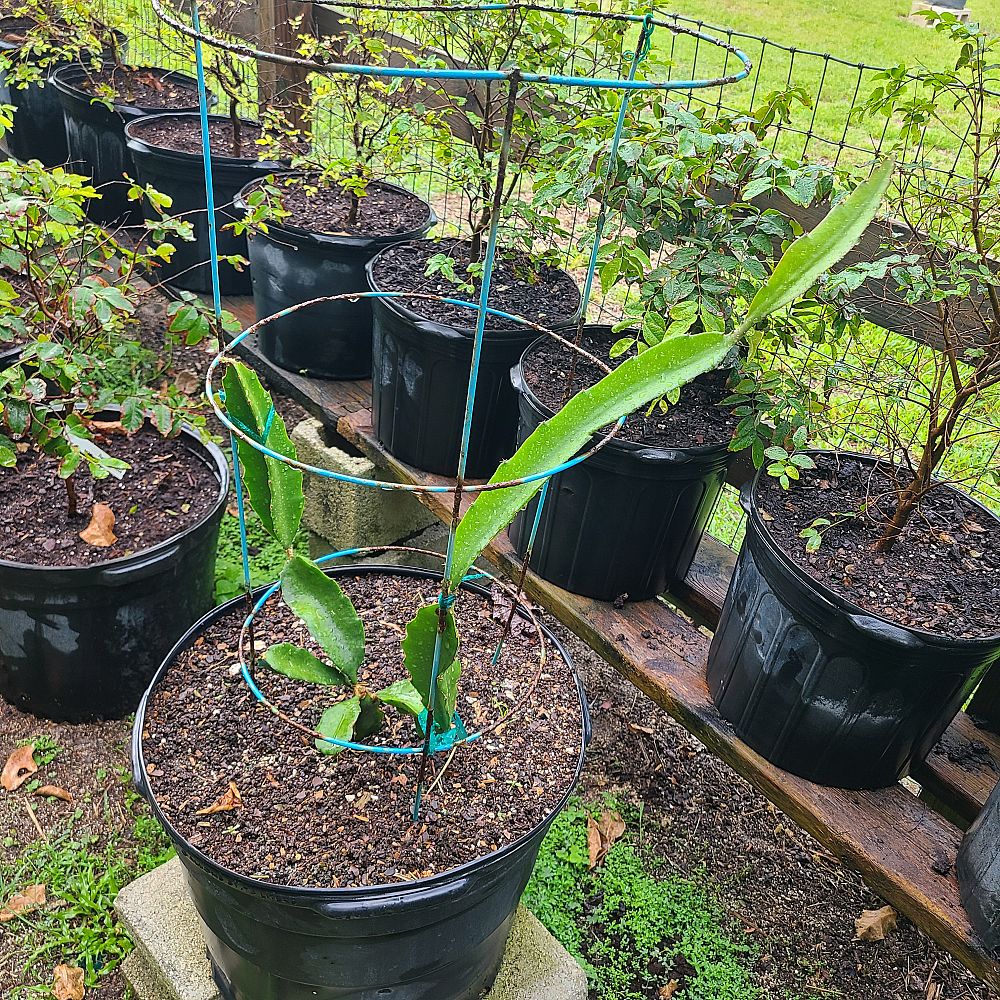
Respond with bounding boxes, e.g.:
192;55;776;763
130;144;886;999
124;0;293;295
0;156;237;721
709;15;1000;792
0;0;125;166
364;6;596;477
50;58;207;225
233;15;436;380
509;96;845;601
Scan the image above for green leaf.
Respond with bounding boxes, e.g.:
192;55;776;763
449;331;733;588
221;362;303;547
402;604;460;728
263;642;349;686
281;556;365;682
354;696;385;739
740;159;893;335
375;678;425;717
315;698;361;756
434;658;462;732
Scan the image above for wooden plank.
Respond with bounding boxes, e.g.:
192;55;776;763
913;714;1000;827
336;406;1000;991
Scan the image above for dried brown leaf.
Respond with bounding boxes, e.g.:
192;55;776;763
0;883;46;922
35;785;73;803
659;982;680;999
196;781;243;816
79;504;117;547
587;810;626;869
53;963;85;1000
2;744;37;791
175;371;201;395
854;905;897;941
89;420;126;435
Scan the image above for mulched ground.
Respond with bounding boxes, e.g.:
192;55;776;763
368;239;582;333
141;572;583;887
756;451;1000;639
0;426;221;567
73;67;200;110
523;328;740;450
251;175;432;238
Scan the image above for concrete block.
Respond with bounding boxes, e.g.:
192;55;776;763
290;417;434;555
115;857;588;1000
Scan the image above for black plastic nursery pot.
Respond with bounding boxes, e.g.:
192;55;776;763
0;19;126;167
957;778;1000;948
50;64;204;225
125;113;287;295
706;453;1000;789
366;246;582;478
508;328;732;603
234;177;436;380
0;416;229;722
132;564;590;1000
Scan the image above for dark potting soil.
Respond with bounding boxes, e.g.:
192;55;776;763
524;329;739;449
756;451;1000;639
369;239;581;334
130;117;266;159
0;425;219;567
141;571;584;888
74;66;200;110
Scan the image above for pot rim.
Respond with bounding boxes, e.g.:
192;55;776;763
124;111;288;169
366;239;582;341
0;403;229;575
745;447;1000;647
132;563;590;900
49;62;206;115
514;326;734;461
234;172;437;250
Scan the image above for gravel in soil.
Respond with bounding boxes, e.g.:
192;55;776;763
141;571;583;887
523;328;740;449
250;175;431;238
756;451;1000;639
0;426;220;566
129;117;267;159
73;66;200;110
369;239;581;333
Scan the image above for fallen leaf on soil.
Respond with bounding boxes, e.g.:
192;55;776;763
0;883;46;921
628;723;655;735
79;504;117;547
175;371;201;394
53;963;85;1000
196;781;243;816
926;982;943;1000
35;785;73;802
587;810;626;869
1;744;37;790
89;419;126;435
854;905;897;941
659;982;680;999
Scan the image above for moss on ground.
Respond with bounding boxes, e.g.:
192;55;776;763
524;799;759;1000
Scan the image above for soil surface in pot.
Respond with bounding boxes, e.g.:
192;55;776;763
250;175;430;238
0;424;219;567
756;451;1000;639
72;66;199;109
370;239;580;334
524;329;739;449
141;571;584;887
0;18;35;44
130;117;266;159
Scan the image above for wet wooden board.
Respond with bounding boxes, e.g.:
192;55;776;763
336;405;1000;991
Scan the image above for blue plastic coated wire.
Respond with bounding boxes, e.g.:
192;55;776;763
189;0;223;323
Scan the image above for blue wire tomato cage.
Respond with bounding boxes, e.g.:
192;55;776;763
151;0;752;818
